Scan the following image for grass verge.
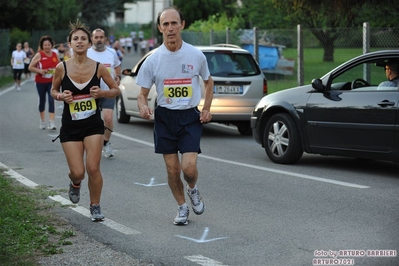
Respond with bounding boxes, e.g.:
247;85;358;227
0;169;75;266
0;75;13;89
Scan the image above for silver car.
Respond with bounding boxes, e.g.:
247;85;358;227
116;44;267;135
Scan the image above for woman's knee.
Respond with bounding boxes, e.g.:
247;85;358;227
69;168;85;180
86;163;101;177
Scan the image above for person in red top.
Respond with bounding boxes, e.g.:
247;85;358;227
29;35;60;130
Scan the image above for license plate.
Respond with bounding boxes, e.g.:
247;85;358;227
214;85;243;94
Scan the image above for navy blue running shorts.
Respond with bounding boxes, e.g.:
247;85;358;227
99;97;115;110
59;123;105;143
154;106;203;154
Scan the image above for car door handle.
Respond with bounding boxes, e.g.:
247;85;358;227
377;100;395;107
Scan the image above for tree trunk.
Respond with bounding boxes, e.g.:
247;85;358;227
322;41;335;62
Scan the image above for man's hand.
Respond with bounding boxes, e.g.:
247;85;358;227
200;110;212;123
139;105;153;120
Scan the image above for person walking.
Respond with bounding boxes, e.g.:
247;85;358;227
119;35;126;52
23;41;34;80
137;7;214;225
29;36;59;130
112;40;125;62
125;35;133;54
139;38;148;57
87;28;122;158
11;42;26;91
50;20;120;221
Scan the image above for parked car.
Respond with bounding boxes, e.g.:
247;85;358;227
117;44;267;135
251;50;399;164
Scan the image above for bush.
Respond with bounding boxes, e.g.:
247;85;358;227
10;28;30;52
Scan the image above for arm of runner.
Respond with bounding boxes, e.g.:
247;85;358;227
137;87;153;120
200;76;214;123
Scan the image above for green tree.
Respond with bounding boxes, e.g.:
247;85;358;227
80;0;128;29
356;1;399;27
271;0;399;62
188;13;244;32
173;0;238;28
239;0;292;29
0;0;82;30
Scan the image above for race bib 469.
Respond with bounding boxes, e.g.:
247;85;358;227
69;94;97;120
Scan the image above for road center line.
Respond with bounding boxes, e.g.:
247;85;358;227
113;132;369;189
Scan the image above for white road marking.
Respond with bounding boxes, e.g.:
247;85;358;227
112;132;370;188
48;195;141;235
0;162;39;187
50;195;141;235
134;177;167;186
184;255;228;266
176;227;228;243
0;162;141;236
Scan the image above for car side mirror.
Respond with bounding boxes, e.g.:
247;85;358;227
311;79;325;92
122;69;133;76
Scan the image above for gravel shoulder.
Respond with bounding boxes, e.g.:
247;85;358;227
38;210;154;266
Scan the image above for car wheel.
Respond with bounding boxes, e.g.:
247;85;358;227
237;121;252;136
116;96;130;123
263;113;303;164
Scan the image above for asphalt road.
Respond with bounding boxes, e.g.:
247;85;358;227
1;51;399;266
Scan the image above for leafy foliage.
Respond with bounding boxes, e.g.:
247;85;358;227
187;13;244;32
173;0;238;28
0;0;82;30
80;0;128;29
239;0;293;29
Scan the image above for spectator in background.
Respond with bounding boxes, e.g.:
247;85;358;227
23;41;34;80
139;38;147;57
109;33;115;45
57;43;67;61
148;37;155;51
63;47;71;61
130;30;138;53
119;35;126;51
125;35;133;53
29;35;59;130
112;40;125;62
11;42;27;91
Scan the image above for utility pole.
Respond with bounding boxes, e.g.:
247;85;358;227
152;0;155;40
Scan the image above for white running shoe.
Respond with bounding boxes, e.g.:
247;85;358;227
103;142;114;157
39;120;46;130
187;186;205;215
48;121;56;130
17;86;21;91
173;204;189;225
90;204;105;222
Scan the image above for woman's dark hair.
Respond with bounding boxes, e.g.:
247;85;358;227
38;35;55;50
156;6;184;26
68;19;91;44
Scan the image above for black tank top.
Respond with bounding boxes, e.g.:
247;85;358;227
61;61;103;129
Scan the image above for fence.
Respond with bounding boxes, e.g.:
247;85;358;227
2;24;399;91
182;23;399;91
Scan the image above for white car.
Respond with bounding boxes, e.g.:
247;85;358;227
116;44;267;135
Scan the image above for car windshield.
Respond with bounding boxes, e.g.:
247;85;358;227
203;51;261;77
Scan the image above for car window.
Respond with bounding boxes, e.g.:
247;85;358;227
203;52;260;77
331;60;396;91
